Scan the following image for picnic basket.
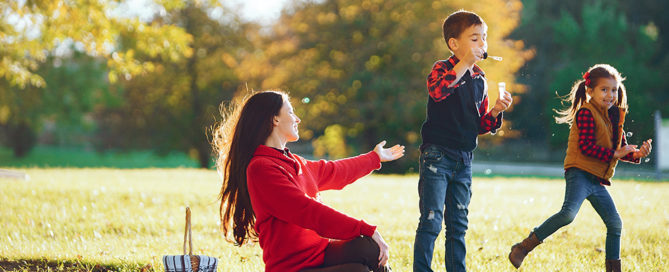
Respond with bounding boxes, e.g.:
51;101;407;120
163;207;218;272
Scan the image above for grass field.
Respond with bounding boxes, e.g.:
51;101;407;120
1;169;667;271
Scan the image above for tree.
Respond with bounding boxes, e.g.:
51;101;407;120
509;0;665;155
95;2;252;168
0;51;114;157
0;0;193;156
237;0;530;171
0;0;193;88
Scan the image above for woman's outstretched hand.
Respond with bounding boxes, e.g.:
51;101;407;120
372;230;390;267
374;140;405;162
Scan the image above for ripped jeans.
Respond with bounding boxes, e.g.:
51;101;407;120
413;144;472;272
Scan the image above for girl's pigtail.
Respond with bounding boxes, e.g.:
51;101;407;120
555;80;588;125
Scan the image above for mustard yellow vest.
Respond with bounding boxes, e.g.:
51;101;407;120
563;102;626;182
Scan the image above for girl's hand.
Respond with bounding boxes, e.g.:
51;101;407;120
613;144;637;159
372;230;390;267
632;139;652;159
374;141;405;162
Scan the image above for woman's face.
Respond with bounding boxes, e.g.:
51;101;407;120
274;100;301;142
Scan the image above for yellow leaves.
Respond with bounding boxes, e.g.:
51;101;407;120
0;56;45;88
265;38;298;58
261;69;290;90
155;0;187;11
352;80;362;89
125;49;135;60
339;5;360;22
406;131;419;144
361;0;379;12
1;0;194;89
312;124;349;159
431;1;443;10
132;21;193;60
107;71;118;83
352;31;364;44
107;50;143;83
390;11;402;22
643;22;659;40
221;53;238;68
315;62;343;80
166;89;188;111
329;50;347;65
142;61;155;73
317;12;338;25
296;23;309;33
0;105;10;124
365;55;382;71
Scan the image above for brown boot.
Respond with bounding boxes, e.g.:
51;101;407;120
606;259;621;272
508;232;542;269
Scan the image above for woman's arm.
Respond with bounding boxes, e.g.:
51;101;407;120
305;152;380;191
306;141;404;191
247;160;376;240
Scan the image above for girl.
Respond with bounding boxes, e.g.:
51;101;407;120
507;64;652;272
213;90;404;272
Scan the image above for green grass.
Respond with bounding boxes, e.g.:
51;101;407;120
1;169;668;271
0;147;199;168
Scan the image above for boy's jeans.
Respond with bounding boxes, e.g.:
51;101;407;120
413;144;472;272
533;167;622;260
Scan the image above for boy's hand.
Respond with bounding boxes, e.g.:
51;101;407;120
632;139;652;159
491;90;513;117
462;47;485;67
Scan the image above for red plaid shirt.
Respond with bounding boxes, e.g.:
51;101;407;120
426;56;499;134
575;108;639;163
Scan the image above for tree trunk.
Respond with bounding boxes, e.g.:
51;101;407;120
10;122;36;157
196;142;210;168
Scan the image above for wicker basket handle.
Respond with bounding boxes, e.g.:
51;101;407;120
183;206;193;255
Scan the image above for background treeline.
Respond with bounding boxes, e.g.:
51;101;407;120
1;0;667;172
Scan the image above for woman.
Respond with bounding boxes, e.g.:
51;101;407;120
213;90;404;272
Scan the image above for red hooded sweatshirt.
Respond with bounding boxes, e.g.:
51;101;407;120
246;145;381;272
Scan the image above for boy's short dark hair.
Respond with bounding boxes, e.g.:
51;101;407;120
443;10;485;50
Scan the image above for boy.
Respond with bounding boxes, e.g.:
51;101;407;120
413;10;512;272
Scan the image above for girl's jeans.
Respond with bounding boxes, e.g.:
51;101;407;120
413;144;472;272
534;167;623;260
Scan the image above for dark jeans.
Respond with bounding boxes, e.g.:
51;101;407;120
300;236;389;272
413;144;472;272
534;168;623;260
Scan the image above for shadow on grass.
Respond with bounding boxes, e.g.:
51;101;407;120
0;258;153;272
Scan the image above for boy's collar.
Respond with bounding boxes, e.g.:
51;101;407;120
447;55;485;77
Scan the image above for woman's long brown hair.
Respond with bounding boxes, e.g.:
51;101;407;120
212;90;287;245
554;64;628;125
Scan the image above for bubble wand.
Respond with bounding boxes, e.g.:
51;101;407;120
483;52;502;61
